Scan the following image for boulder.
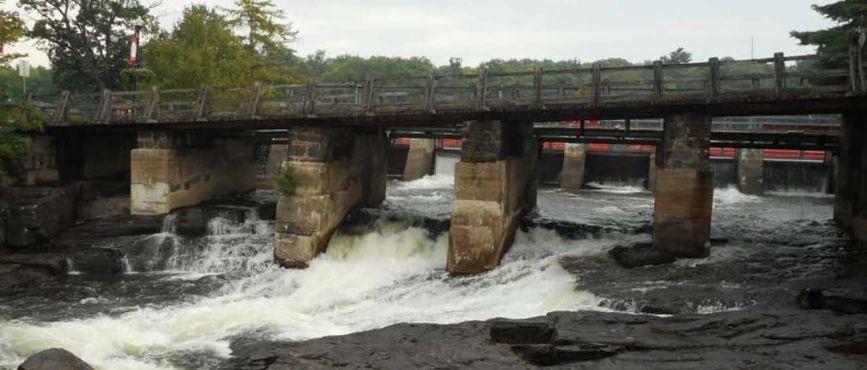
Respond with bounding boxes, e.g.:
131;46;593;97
17;348;93;370
610;243;676;268
797;289;867;314
0;254;68;292
4;187;77;248
489;318;557;344
69;248;125;274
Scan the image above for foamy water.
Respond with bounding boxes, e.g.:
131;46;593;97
0;178;836;370
0;180;608;370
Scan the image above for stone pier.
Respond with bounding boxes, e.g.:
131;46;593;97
653;113;714;258
131;131;256;215
835;113;867;242
256;143;289;189
449;121;539;274
737;149;764;196
403;138;436;181
24;135;60;185
560;143;587;192
274;128;387;268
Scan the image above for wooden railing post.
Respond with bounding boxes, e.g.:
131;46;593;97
248;81;263;118
194;85;210;121
708;57;720;101
304;80;316;116
364;77;375;114
852;43;865;92
774;52;786;97
53;91;70;124
96;89;112;123
533;66;543;107
592;64;602;107
653;61;664;101
142;86;160;122
476;67;488;110
425;73;436;113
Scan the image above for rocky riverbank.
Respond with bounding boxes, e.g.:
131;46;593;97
223;250;867;370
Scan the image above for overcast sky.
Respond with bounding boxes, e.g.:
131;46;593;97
2;0;838;67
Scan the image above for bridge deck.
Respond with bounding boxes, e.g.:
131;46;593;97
33;52;867;130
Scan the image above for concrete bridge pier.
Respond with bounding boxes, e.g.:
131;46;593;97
274;127;387;268
835;113;867;242
448;120;539;274
23;135;60;185
560;143;587;192
403;138;436;181
131;130;257;215
737;149;764;196
653;113;714;258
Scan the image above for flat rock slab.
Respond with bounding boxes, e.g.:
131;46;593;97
609;243;676;268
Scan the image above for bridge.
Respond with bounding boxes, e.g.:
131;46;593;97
20;50;867;274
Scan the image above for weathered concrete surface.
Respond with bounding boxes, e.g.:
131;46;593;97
274;128;387;268
560;143;587;192
256;144;288;190
131;131;256;215
653;113;713;258
24;135;59;186
449;121;538;274
836;114;867;243
403;138;436;181
737;148;764;196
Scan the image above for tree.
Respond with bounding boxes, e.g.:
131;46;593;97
0;0;46;185
225;0;297;53
19;0;152;92
145;5;254;88
661;48;692;64
0;1;26;66
791;1;867;54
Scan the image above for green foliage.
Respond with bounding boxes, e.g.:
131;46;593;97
276;164;295;197
145;4;299;88
119;67;157;91
318;55;435;82
661;48;693;64
0;66;59;99
0;1;26;66
791;0;867;54
20;0;154;92
225;0;298;53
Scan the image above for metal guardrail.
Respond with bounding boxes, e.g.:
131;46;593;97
30;51;866;126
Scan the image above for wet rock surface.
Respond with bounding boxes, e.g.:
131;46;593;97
609;242;676;268
17;348;93;370
223;307;867;369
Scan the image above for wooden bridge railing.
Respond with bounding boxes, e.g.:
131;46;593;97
34;51;866;126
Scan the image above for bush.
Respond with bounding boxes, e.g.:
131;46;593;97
276;164;296;197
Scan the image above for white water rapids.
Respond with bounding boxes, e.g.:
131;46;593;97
0;177;836;370
0;178;610;370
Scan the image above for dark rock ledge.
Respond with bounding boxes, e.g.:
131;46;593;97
221;307;867;370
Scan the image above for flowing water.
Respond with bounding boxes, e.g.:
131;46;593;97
0;178;848;370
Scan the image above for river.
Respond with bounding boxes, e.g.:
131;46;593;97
0;175;846;370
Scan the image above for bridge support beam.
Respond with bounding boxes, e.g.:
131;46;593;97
647;150;658;192
403;138;436;181
274;128;387;268
560;143;587;192
449;121;538;274
653;113;713;258
131;131;256;215
737;149;764;196
835;114;867;242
